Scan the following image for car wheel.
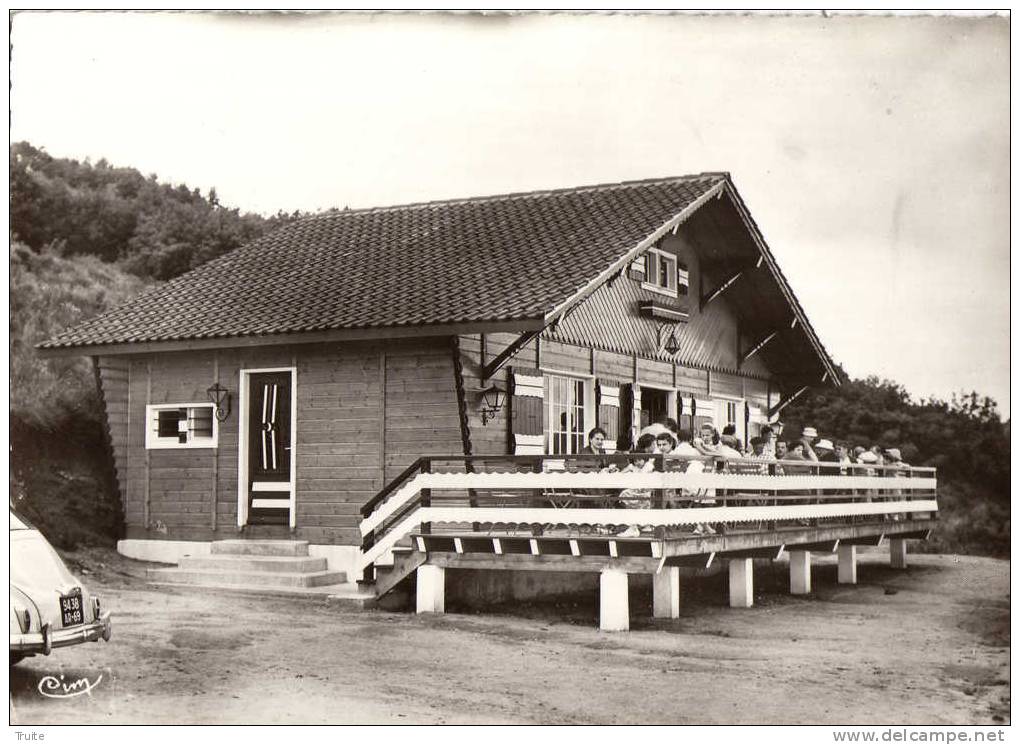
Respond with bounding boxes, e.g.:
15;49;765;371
10;652;26;666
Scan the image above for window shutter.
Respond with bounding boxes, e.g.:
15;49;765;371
508;367;545;455
595;379;623;454
676;394;688;434
693;396;715;431
628;256;646;281
616;383;634;452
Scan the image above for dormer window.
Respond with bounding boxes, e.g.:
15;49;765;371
642;247;679;298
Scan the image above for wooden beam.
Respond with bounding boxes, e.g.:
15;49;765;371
739;330;779;365
785;539;839;553
841;534;885;547
700;269;744;311
720;545;785;561
429;552;659;574
886;529;932;541
768;385;809;417
481;328;544;381
665;552;716;569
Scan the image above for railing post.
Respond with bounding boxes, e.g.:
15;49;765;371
420;458;432;535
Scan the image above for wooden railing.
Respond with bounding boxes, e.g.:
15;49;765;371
358;454;938;575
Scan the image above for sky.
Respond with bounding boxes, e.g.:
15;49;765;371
9;11;1011;418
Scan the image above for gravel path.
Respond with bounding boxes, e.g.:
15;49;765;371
9;549;1009;725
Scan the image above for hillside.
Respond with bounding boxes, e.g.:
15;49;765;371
9;142;295;546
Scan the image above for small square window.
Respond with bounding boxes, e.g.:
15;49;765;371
641;247;679;298
146;403;218;449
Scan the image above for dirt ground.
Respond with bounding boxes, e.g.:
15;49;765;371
9;548;1010;725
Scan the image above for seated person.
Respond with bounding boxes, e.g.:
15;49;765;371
655;429;676;456
814;438;839;464
668;429;702;462
760;425;777;458
781;441;814;475
583;427;608;455
718;434;743;459
748;436;772;461
693;424;722;457
580;426;611;473
617;434;657;537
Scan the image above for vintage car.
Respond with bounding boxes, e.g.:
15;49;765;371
10;509;111;665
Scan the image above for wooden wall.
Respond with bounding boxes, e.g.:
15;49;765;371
107;338;462;546
457;332;773;457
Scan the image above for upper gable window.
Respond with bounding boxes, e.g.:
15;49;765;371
145;403;218;449
643;247;681;298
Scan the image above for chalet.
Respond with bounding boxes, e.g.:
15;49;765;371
40;174;937;629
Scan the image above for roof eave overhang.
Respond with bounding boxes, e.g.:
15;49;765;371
718;180;841;386
35;317;547;358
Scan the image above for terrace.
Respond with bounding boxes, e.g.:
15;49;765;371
358;454;938;630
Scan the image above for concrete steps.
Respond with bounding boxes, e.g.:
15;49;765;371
211;539;310;556
146;539;347;593
149;566;345;588
180;554;328;573
149;578;378;607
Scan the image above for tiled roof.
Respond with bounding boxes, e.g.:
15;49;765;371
40;174;726;349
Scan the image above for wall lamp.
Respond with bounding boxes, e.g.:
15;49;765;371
206;382;232;422
478;383;507;426
658;323;681;356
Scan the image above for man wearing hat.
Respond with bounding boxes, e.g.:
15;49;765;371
799;426;820;462
814;438;838;463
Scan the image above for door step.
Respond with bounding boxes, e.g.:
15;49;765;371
211;539;309;557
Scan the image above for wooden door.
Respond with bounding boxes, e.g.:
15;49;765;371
247;372;292;525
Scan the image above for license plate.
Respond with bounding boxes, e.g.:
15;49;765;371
59;593;84;627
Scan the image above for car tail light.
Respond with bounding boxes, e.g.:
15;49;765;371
92;596;101;619
12;604;30;632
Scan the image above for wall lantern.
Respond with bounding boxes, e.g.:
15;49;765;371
658;323;681;356
479;384;507;426
206;382;232;422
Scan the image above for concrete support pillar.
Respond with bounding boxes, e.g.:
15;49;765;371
652;566;681;619
599;568;630;631
890;538;908;569
416;564;445;614
789;550;811;595
728;558;754;608
838;544;857;584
